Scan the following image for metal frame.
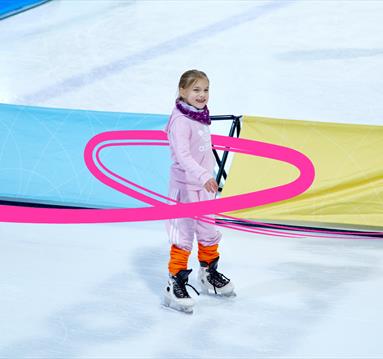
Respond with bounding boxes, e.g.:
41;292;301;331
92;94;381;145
210;115;242;192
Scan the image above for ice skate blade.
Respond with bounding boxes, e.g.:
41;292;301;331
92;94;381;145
224;291;237;298
200;288;237;298
162;303;194;315
162;297;194;314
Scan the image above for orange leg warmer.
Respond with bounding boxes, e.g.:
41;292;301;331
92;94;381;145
198;243;219;264
168;245;191;276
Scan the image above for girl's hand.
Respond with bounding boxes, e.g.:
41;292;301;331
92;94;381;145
204;178;219;193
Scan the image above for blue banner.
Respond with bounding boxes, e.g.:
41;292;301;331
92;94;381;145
0;103;170;208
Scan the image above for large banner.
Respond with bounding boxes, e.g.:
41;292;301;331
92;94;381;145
222;116;383;229
3;104;382;228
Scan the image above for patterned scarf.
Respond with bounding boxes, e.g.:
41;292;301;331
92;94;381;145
176;98;211;125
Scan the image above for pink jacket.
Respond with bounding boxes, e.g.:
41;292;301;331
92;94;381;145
165;106;215;190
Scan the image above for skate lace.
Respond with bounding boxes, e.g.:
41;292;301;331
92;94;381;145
173;279;200;298
207;269;230;293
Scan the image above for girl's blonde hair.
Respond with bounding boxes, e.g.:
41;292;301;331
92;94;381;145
177;69;209;100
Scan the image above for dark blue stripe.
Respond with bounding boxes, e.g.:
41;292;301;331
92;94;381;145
18;1;293;104
0;0;51;20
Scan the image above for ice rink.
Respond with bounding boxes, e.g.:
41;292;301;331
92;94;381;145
1;1;383;358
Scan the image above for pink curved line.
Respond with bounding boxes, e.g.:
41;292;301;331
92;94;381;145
0;130;314;223
88;132;318;228
84;130;315;221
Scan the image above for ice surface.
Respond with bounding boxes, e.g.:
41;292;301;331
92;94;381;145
1;0;383;358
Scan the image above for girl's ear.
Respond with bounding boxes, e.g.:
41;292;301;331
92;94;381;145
179;87;186;99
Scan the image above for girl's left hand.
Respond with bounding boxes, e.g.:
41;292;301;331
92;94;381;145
204;178;218;193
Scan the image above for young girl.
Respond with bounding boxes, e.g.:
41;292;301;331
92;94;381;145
164;69;235;313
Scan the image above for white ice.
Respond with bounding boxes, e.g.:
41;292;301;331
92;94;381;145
1;1;383;358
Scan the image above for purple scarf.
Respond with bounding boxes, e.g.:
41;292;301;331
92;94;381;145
176;99;211;125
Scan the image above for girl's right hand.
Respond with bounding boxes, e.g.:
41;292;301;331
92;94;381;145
204;178;219;193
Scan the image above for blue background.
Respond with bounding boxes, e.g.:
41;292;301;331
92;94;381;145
0;103;170;208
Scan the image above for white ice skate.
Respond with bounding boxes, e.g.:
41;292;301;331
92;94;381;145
198;257;236;297
163;269;199;314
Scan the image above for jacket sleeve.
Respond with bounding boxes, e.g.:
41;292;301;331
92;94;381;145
168;117;213;186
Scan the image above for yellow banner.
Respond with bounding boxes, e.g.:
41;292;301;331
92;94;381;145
221;116;383;229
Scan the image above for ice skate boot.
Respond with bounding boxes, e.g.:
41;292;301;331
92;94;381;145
198;257;235;297
163;269;199;314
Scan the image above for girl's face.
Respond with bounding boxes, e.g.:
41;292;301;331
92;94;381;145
180;78;209;110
